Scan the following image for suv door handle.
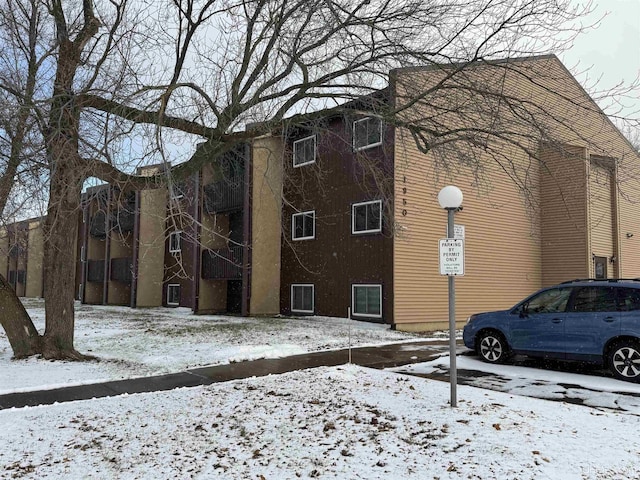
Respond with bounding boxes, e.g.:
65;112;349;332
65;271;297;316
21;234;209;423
552;318;563;324
603;317;616;323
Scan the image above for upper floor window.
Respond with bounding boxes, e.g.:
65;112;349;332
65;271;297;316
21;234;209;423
353;117;382;151
169;231;182;253
292;210;315;240
293;135;316;167
352;200;382;234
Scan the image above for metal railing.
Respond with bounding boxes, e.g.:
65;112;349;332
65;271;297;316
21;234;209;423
201;245;243;279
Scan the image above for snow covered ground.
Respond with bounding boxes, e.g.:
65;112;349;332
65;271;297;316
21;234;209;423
1;300;640;479
0;299;421;394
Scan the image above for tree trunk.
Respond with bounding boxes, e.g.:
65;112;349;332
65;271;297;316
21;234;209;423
41;154;88;360
0;274;41;358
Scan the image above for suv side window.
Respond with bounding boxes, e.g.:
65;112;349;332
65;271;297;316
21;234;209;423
570;286;617;312
618;287;640;311
526;288;571;314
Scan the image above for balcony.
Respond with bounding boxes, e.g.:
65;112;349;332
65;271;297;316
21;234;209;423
111;209;135;233
87;259;105;283
8;244;25;258
90;211;107;238
201;246;243;280
110;257;133;283
203;177;244;214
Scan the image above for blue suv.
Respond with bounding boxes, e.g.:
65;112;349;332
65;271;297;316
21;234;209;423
462;279;640;382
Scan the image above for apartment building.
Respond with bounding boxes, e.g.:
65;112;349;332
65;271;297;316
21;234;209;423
3;55;639;331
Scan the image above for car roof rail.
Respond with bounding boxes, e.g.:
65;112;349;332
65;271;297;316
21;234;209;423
559;278;640;284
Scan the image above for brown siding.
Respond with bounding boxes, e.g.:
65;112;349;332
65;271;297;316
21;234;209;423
0;228;7;280
280;116;394;322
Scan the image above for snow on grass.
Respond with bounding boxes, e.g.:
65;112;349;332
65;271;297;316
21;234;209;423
1;365;638;479
0;299;421;394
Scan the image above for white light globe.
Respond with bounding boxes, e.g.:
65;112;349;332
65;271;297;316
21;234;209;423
438;185;463;209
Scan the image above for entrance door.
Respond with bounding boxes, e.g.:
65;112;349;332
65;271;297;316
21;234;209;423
594;256;607;279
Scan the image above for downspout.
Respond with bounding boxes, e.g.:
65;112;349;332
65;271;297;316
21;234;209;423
241;142;253;316
103;187;112;305
130;190;140;308
192;171;201;313
80;198;89;303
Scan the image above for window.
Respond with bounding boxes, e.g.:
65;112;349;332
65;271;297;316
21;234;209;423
292;211;315;240
353;117;382;150
293;135;316;167
619;288;640;312
570;287;617;312
291;284;314;313
167;284;181;306
169;231;182;253
352;284;382;318
352;200;382;234
525;288;571;314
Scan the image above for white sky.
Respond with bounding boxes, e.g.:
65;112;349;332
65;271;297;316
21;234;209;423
562;1;640;121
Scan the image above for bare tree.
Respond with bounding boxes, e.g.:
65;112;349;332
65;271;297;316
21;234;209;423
1;0;636;359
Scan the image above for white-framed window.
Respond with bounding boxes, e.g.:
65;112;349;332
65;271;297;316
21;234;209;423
167;283;181;306
352;284;382;318
169;231;182;252
352;200;382;234
353;117;382;151
291;284;314;313
292;210;315;240
293;135;316;167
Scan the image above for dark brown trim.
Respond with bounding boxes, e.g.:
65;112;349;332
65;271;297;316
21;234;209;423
80;201;89;303
241;142;252;316
130;190;140;307
192;171;201;313
102;187;112;304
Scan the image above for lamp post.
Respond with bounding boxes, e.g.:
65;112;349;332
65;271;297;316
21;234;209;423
438;185;463;408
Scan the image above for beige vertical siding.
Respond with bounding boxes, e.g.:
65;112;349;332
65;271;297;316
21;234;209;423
616;157;640;278
539;145;589;285
136;188;166;307
25;220;44;297
392;56;640;330
250;135;283;315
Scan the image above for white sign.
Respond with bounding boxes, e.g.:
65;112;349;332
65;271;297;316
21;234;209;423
445;224;465;239
439;238;465;276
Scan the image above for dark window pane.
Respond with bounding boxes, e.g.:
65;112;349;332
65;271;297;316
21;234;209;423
354;206;367;231
572;287;617;312
619;288;640;311
367;202;381;231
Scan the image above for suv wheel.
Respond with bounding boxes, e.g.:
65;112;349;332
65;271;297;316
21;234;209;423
477;331;510;364
609;341;640;383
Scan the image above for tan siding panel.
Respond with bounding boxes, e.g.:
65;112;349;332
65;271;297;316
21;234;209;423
136;189;166;307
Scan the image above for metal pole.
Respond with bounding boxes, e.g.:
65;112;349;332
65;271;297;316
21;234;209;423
447;208;457;407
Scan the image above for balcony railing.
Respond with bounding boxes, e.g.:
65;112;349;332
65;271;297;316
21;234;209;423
201;245;243;279
87;259;105;283
111;209;135;233
90;211;107;238
8;244;25;258
203;177;244;214
110;257;133;283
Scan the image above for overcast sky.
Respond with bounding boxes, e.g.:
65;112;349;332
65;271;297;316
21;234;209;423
561;0;640;122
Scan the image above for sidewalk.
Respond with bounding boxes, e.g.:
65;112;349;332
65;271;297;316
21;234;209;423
0;340;456;410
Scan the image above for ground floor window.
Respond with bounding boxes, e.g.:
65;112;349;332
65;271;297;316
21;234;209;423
167;283;181;306
352;284;382;318
291;284;314;313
